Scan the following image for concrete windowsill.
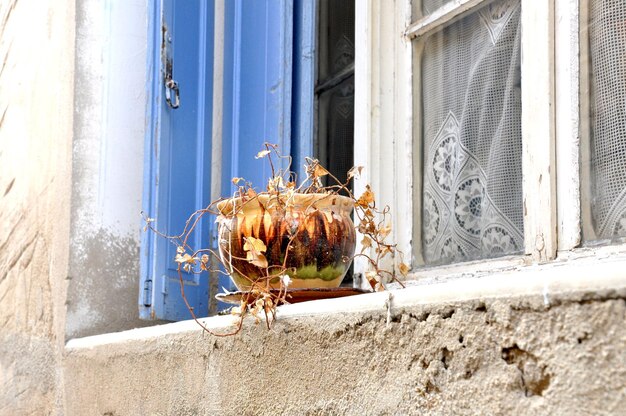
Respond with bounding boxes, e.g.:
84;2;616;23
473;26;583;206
65;250;626;351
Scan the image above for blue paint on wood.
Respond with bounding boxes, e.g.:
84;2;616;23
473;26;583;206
223;0;294;195
291;0;316;182
141;0;317;321
140;0;214;321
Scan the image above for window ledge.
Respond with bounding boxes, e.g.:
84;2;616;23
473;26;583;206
65;250;626;351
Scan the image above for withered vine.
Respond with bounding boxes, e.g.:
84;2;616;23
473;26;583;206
142;143;408;336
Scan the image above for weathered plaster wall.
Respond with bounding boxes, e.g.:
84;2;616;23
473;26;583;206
0;0;75;414
67;0;150;339
65;289;626;415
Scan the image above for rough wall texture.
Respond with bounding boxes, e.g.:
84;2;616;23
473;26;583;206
1;1;625;415
0;0;74;414
67;0;150;339
65;289;626;415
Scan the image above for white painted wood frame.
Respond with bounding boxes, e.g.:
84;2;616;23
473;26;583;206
354;0;374;285
578;0;595;242
406;0;553;270
394;0;415;273
555;0;581;251
408;0;513;272
357;0;625;285
354;0;414;285
405;0;491;39
521;0;558;262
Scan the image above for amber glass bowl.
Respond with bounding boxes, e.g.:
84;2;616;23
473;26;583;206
216;193;356;290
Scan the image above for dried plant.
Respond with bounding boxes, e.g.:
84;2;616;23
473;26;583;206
142;143;408;336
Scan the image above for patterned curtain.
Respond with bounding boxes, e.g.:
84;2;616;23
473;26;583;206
588;0;626;239
420;0;523;265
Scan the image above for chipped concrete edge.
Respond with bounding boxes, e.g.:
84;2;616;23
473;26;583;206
65;255;626;351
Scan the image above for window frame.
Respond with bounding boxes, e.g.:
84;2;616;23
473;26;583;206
354;0;587;282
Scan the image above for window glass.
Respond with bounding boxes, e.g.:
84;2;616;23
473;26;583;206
316;0;355;185
420;0;456;15
419;0;523;265
582;0;626;242
317;0;355;85
315;0;355;286
317;76;354;185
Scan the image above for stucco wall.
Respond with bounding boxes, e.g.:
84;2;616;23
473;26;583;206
0;0;75;414
64;288;626;415
1;1;626;416
67;0;150;340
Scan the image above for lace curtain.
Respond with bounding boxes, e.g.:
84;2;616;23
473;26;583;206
588;0;626;239
420;0;523;265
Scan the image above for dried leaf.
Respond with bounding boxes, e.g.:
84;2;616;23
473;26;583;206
243;236;267;253
255;150;271;159
141;212;155;228
360;236;372;254
232;177;244;185
243;237;268;268
247;188;257;199
365;270;379;290
268;176;285;192
378;224;392;240
399;262;410;277
379;245;392;258
356;186;375;208
347;166;364;180
200;254;210;271
251;298;264;321
175;252;197;265
247;252;268;268
359;218;376;234
314;164;329;178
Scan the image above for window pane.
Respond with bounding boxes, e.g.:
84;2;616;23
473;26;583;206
317;76;354;185
582;0;626;241
420;0;523;265
420;0;455;16
317;0;355;84
315;0;355;185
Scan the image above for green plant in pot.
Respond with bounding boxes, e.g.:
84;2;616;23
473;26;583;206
143;143;408;335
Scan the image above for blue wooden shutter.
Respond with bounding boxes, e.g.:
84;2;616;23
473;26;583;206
140;0;315;321
291;0;316;180
139;0;214;321
222;0;296;192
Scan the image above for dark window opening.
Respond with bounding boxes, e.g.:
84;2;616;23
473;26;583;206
315;0;355;286
315;0;355;187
